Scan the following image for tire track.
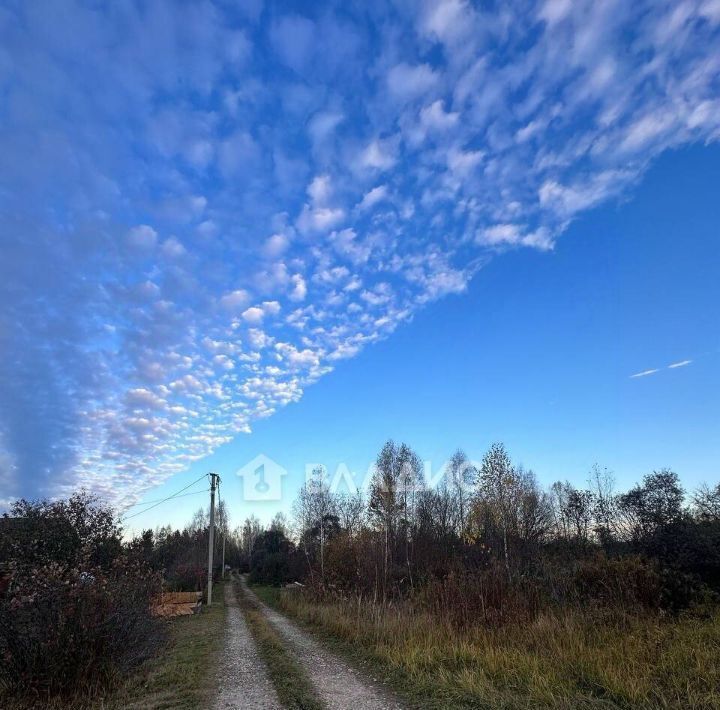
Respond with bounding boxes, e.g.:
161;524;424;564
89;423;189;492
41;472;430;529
214;578;282;710
238;576;405;710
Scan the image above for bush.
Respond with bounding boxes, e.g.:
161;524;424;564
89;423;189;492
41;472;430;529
248;528;301;586
416;563;545;627
163;561;208;592
413;555;678;628
0;492;163;700
572;554;662;610
0;557;162;698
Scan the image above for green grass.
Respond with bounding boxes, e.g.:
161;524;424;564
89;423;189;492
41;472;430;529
236;581;324;710
110;582;227;710
258;587;720;710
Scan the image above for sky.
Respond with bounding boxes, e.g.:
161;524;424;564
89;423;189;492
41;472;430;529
0;0;719;529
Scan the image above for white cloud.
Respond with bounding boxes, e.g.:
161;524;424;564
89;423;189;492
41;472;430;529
420;100;459;132
126;225;158;250
359;139;397;171
263;233;290;258
308;110;344;144
296;175;346;233
539;171;627;220
538;0;573;26
520;227;554;251
262;300;281;316
314;265;350;285
360;283;393;307
357;185;389;210
3;0;719;506
242;301;281;324
620;112;675;153
420;0;475;45
219;289;250;312
516;120;543;143
307;174;332;205
329;228;371;264
701;0;720;23
668;359;692;369
477;224;553;251
197;220;218;238
275;341;321;369
289;273;307;301
478;223;522;246
126;388;166;409
387;62;440;102
630;368;660;378
242;306;266;324
297;204;345;233
447;147;484;175
161;237;187;259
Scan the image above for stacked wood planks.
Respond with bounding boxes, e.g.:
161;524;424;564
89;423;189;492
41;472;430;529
152;590;202;617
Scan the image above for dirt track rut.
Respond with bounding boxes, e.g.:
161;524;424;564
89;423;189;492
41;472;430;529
214;579;282;710
238;576;404;710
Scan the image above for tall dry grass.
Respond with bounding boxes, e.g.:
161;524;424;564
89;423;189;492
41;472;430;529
269;589;720;709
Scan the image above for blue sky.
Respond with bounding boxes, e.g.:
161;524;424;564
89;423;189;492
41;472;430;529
0;0;719;530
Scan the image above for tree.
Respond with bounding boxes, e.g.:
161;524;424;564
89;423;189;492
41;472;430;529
336;491;365;537
270;511;290;536
565;486;594;544
448;449;475;539
241;515;262;566
249;527;296;586
477;443;516;576
589;465;617;548
618;469;690;570
188;506;208;534
396;443;423;589
692;483;720;522
619;469;685;542
216;499;230;538
515;467;552;552
3;490;122;569
368;440;404;597
550;481;594;546
294;468;337;584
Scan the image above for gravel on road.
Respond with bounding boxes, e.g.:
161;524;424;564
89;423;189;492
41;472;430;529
239;576;405;710
213;578;283;710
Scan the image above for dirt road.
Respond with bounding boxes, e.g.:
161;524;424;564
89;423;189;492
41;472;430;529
238;576;404;710
213;579;282;710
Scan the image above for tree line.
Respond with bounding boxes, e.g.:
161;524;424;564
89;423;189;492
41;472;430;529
2;442;717;699
244;441;720;619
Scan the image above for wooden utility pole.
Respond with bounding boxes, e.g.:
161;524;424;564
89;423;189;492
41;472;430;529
207;473;218;605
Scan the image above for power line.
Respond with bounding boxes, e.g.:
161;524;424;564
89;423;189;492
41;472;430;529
121;474;210;522
121;489;209;509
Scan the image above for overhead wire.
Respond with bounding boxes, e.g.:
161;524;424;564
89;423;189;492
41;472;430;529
121;489;208;509
121;473;210;522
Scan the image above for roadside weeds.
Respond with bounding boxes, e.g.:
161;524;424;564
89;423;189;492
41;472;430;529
111;581;227;710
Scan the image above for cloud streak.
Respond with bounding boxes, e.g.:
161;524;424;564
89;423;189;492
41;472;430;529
630;369;661;379
0;0;718;505
668;360;693;369
630;359;695;378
